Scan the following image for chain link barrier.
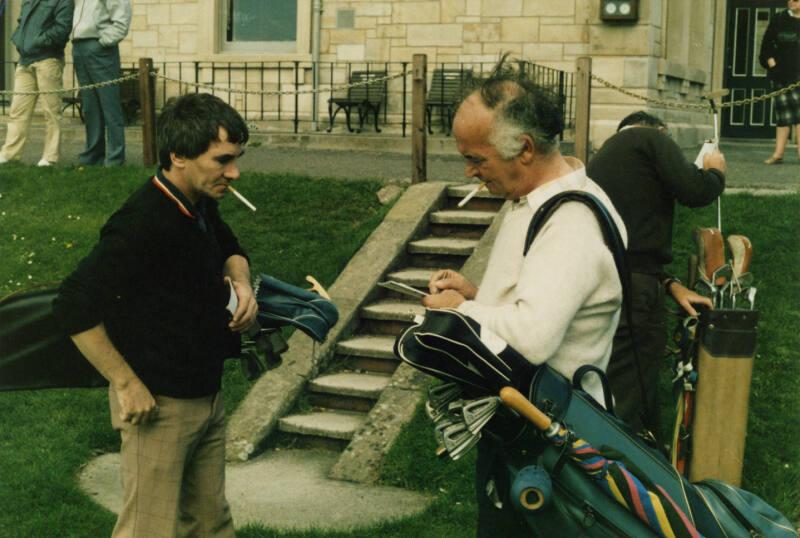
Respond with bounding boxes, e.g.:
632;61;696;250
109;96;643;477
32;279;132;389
591;72;800;113
0;73;139;96
0;70;407;98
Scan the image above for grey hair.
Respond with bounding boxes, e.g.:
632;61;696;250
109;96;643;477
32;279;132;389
472;54;563;159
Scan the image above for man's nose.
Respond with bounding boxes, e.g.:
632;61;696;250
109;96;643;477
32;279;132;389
465;163;480;178
224;161;240;181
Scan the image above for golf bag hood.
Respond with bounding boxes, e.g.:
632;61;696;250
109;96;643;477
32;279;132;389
395;308;535;394
255;273;338;342
0;288;107;391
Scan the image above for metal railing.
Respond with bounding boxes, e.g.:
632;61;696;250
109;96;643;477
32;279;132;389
1;60;576;138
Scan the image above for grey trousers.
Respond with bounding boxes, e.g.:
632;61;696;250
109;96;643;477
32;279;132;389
72;39;125;166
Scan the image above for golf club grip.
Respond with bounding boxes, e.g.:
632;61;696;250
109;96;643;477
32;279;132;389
499;387;552;431
688;254;698;290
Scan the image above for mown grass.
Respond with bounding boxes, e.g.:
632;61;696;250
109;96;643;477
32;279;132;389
1;167;797;537
0;164;390;537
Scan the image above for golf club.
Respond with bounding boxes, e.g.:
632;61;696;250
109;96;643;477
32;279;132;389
462;396;500;434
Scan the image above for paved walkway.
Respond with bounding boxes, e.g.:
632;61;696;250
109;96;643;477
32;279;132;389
2;121;799;190
80;451;433;532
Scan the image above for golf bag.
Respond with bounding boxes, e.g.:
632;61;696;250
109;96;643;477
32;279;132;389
395;191;796;537
0;274;338;390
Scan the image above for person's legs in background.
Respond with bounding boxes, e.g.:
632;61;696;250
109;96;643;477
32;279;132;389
36;58;66;165
765;125;790;164
72;40;107;166
91;42;125;166
0;65;39;163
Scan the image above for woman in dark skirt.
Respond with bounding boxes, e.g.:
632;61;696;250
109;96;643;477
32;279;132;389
759;0;800;164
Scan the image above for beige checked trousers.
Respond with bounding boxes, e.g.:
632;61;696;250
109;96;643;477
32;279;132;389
109;387;235;538
1;57;64;163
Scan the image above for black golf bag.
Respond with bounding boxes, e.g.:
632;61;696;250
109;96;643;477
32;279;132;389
395;191;797;537
0;274;338;390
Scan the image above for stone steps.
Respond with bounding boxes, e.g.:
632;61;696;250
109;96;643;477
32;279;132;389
278;410;366;440
273;185;504;454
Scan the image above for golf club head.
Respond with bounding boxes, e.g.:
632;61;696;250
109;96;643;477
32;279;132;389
440;421;481;460
425;382;463;420
462;396;500;434
726;235;752;278
693;228;725;282
747;287;757;310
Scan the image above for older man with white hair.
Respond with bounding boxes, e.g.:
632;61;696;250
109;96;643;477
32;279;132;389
423;58;627;537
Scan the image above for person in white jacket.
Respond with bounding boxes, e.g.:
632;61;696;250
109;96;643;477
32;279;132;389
422;59;627;537
70;0;131;166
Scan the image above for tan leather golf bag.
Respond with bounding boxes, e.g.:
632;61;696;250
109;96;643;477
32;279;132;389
689;309;759;486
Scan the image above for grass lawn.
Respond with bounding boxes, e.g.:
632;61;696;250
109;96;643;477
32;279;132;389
1;166;798;537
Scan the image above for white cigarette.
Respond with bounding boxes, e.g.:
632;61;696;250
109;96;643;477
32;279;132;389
228;185;257;212
457;183;486;208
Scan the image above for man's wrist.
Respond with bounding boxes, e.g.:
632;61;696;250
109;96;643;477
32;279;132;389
662;276;681;293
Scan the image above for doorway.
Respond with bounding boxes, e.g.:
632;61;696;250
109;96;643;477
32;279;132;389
722;0;787;138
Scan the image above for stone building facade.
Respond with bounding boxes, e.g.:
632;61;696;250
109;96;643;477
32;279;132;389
2;1;762;148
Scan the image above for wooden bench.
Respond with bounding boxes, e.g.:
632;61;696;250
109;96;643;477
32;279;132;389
426;69;473;135
61;67;144;126
327;71;387;133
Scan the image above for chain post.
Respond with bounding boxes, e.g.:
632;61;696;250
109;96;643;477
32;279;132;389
139;58;157;167
574;57;592;165
411;54;427;183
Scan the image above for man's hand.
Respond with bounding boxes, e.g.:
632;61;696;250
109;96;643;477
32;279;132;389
767;57;776;68
228;278;258;332
422;289;466;309
702;150;727;174
427;269;478;299
115;376;158;425
669;281;713;317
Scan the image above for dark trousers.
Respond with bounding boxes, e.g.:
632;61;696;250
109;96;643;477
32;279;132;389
475;440;531;538
72;39;125;166
606;272;667;439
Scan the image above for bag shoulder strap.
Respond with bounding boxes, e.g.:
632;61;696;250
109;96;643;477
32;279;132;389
523;191;654;433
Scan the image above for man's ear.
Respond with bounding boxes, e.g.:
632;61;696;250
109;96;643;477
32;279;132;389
170;152;186;169
517;134;536;164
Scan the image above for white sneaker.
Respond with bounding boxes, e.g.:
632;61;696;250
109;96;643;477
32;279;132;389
0;154;8;164
37;158;53;167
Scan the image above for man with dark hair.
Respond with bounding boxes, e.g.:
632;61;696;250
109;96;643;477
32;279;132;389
423;60;627;537
54;92;256;537
587;110;726;438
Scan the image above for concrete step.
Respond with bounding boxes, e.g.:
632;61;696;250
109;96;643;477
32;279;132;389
429;209;497;226
445;184;505;211
278;410;366;441
309;372;391;399
407;237;478;256
336;335;397;360
386;267;434;288
361;300;425;323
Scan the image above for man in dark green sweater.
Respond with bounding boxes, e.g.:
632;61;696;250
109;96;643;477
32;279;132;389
586;111;725;438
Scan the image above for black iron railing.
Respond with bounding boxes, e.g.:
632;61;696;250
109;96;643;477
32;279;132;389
1;60;575;138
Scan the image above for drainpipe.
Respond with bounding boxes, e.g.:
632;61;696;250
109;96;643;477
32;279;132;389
311;0;323;130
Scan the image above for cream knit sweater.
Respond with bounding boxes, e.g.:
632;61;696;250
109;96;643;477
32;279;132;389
458;159;627;404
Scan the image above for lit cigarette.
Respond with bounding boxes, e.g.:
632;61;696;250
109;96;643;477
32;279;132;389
457;183;486;208
227;185;257;212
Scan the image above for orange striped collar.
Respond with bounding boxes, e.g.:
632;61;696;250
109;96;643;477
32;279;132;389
151;175;195;220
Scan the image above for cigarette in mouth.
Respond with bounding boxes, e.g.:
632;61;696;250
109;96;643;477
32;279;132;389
457;183;486;208
227;185;257;212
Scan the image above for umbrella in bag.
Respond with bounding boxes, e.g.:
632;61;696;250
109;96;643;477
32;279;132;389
500;386;702;538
